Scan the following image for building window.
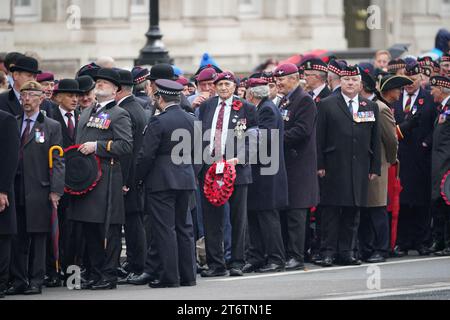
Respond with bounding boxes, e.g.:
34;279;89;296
131;0;148;16
15;0;39;17
239;0;261;17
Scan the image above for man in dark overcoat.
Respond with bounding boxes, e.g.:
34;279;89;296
317;65;381;267
68;68;133;290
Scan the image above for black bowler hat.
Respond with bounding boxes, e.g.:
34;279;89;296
155;79;183;96
380;75;413;92
10;56;41;74
76;75;96;93
441;170;450;206
4;52;25;72
117;69;135;86
64;145;102;196
77;62;101;79
93;68;122;89
53;79;82;94
147;63;176;81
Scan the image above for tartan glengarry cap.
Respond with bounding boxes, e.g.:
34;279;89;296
301;58;328;73
155;79;183;96
387;59;407;73
404;62;422;76
274;63;299;77
20;81;43;92
430;76;450;89
328;59;347;76
340;65;361;77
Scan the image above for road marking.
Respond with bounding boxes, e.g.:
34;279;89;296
322;284;450;300
205;256;450;282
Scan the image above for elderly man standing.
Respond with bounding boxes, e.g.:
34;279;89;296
7;81;64;295
69;68;133;290
198;71;258;277
0;110;20;298
317;65;381;267
273;63;319;271
244;78;288;273
301;59;331;104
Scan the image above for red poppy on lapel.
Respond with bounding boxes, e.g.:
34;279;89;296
418;98;424;106
315;97;321;103
232;100;243;111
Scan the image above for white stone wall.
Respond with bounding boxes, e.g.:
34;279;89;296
1;0;449;78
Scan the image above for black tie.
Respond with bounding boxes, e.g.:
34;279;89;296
309;91;314;98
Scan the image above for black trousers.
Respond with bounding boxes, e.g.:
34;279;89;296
247;210;285;266
147;190;196;285
143;213;160;277
202;184;248;270
0;235;12;291
280;208;308;262
124;211;146;274
321;206;360;258
359;207;390;258
432;199;450;248
83;223;121;283
305;207;321;257
397;204;431;249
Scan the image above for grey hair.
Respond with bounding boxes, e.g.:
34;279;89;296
328;72;340;81
248;85;270;100
134;80;148;92
121;85;133;93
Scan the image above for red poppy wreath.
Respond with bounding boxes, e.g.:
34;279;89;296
204;161;237;207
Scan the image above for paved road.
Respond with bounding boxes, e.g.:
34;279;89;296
5;255;450;301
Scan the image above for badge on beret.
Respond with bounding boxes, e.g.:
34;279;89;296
431;78;437;85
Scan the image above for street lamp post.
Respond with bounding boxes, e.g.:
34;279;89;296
135;0;172;66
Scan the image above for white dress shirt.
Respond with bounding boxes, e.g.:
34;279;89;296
210;96;233;156
342;93;359;114
312;83;327;100
59;106;75;128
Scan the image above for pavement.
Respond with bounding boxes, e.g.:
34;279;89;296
4;255;450;301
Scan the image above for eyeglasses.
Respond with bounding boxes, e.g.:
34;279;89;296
20;92;42;99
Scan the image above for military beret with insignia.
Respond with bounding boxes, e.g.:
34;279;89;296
273;63;298;78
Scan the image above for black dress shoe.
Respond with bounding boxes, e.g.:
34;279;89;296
127;272;153;285
196;263;207;274
416;245;431;256
310;253;322;263
6;284;27;296
366;253;386;263
44;276;62;288
391;246;407;257
23;285;42;295
321;256;333;267
80;279;96;290
286;258;305;271
429;241;445;253
242;263;261;274
0;289;5;298
229;268;244;277
91;279;117;290
148;279;179;288
200;268;227;278
257;263;285;273
339;257;362;266
435;247;450;256
118;272;140;285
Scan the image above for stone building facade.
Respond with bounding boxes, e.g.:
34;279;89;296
1;0;450;77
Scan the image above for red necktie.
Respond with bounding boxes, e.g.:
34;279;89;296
65;113;75;140
213;101;226;157
20;119;31;160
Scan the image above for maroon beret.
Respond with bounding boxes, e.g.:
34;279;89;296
36;72;55;83
246;78;268;89
197;67;218;82
214;71;236;84
176;76;189;86
273;63;298;77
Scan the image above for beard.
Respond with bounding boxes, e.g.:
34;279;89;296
94;87;114;99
